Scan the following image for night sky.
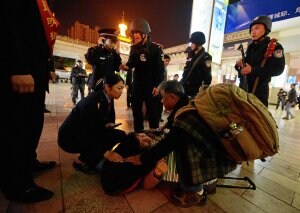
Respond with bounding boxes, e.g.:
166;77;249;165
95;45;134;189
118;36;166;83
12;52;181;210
53;0;193;48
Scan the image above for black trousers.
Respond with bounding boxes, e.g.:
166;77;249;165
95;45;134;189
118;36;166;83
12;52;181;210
1;89;45;192
58;127;127;167
131;84;160;132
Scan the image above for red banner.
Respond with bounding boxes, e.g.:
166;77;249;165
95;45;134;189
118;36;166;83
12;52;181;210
36;0;60;56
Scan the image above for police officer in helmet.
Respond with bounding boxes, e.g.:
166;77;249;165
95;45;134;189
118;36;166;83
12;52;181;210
235;15;285;107
85;28;122;92
120;18;165;132
180;31;212;98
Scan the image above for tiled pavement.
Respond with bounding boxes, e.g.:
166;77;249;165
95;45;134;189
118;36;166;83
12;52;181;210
1;83;300;213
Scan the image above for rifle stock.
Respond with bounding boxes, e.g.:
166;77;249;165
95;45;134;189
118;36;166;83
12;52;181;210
237;44;248;92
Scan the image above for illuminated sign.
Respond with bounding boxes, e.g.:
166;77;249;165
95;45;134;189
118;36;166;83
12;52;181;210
190;0;214;50
209;0;228;64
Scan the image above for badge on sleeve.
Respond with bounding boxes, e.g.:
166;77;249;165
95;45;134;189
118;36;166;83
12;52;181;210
273;49;283;58
140;54;147;62
205;60;212;68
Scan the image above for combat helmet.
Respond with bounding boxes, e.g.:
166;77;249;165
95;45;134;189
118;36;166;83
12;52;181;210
130;18;151;34
189;31;206;46
249;15;272;34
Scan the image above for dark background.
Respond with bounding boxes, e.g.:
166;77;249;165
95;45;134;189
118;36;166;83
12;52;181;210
53;0;240;48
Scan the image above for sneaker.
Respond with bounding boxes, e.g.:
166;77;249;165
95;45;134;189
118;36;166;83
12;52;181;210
282;117;289;120
291;116;295;119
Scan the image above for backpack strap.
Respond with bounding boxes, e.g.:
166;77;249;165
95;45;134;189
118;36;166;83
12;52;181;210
252;38;278;94
181;51;206;85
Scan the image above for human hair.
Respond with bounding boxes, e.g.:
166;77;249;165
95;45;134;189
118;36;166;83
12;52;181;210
164;54;171;60
158;80;185;97
95;73;124;91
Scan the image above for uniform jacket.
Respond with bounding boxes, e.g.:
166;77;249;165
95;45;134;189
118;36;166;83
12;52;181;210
85;44;122;89
236;36;285;105
70;66;87;84
58;90;115;142
181;48;212;97
126;41;165;88
287;88;297;103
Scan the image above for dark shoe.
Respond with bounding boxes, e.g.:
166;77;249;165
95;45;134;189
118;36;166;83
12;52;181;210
172;191;207;208
31;160;56;173
282;117;289;120
5;184;53;203
44;108;51;113
204;180;217;194
72;161;98;174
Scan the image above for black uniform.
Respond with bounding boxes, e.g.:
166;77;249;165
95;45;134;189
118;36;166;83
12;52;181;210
236;36;285;106
70;65;87;103
1;0;56;196
125;69;133;108
276;90;287;110
85;44;122;90
58;90;126;167
181;48;212;98
126;41;165;132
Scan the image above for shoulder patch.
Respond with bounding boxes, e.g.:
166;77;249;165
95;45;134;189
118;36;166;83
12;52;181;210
273;49;284;58
205;60;212;68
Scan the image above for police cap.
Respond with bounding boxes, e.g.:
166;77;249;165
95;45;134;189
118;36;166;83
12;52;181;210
98;28;119;39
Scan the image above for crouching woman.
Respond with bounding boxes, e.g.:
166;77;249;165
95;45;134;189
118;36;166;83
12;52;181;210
58;74;126;174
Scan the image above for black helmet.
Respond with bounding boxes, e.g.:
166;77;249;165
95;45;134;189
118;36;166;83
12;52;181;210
130;18;151;34
249;16;272;34
189;31;206;45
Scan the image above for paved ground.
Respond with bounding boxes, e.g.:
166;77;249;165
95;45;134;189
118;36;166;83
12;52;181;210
1;82;300;213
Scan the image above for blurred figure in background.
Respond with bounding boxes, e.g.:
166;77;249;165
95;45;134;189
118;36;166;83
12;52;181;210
180;32;212;98
70;60;87;105
275;88;287;110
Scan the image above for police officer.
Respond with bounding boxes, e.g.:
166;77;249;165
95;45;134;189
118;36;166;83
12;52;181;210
85;28;122;91
120;18;165;132
180;31;212;98
70;60;87;105
235;15;285;107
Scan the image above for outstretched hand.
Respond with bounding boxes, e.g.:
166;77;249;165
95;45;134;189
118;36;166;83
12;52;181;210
104;151;124;162
125;155;142;165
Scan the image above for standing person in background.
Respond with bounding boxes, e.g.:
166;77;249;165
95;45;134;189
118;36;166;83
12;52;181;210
86;72;93;95
1;0;59;202
282;83;297;120
235;16;285;107
70;60;87;105
85;28;122;92
44;57;58;113
125;69;133;110
180;32;212;98
173;74;179;81
120;18;165;132
275;88;287;110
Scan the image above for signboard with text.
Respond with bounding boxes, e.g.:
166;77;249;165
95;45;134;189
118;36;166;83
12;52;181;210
225;0;300;34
